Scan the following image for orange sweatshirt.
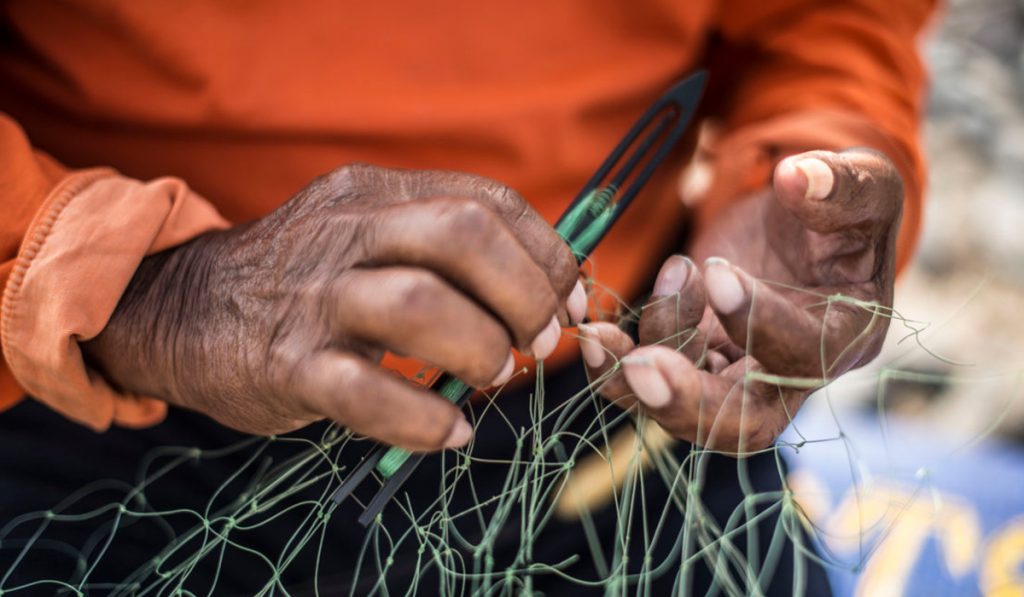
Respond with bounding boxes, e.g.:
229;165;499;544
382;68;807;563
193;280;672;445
0;0;934;430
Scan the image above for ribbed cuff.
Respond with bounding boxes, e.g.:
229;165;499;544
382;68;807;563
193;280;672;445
1;169;230;430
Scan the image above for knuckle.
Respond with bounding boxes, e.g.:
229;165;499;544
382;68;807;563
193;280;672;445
451;171;524;213
302;163;381;208
325;162;376;185
391;270;446;320
441;198;500;240
314;164;358;191
550;244;580;295
328;163;358;183
328;362;372;424
335;355;369;389
489;181;527;215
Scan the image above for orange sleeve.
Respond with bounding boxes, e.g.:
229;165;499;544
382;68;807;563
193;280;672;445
0;114;74;413
697;0;937;272
0;113;229;429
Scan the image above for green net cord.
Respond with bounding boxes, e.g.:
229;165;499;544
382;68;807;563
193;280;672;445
376;376;470;477
375;185;618;480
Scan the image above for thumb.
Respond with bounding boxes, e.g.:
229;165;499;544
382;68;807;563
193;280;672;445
772;148;903;235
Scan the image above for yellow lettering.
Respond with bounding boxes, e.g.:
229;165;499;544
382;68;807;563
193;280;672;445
981;516;1024;597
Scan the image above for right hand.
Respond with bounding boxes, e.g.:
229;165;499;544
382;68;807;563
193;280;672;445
82;164;584;450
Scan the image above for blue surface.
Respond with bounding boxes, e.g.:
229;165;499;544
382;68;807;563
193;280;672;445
780;407;1024;596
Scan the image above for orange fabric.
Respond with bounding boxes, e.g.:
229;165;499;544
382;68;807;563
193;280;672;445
1;171;229;429
0;0;934;429
698;0;935;273
0;116;67;414
695;110;924;274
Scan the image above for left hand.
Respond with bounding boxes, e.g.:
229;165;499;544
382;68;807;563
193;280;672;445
577;149;904;453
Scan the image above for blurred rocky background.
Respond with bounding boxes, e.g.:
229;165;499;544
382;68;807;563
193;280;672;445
827;0;1024;446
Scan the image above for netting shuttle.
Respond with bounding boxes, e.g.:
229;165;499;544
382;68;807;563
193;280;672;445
333;70;708;526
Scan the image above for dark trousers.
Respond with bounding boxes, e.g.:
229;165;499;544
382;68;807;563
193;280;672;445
0;361;831;596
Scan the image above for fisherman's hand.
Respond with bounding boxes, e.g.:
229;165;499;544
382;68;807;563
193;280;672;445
83;164;583;449
577;149;902;452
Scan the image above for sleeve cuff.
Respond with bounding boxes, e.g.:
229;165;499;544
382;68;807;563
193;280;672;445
691;109;924;274
0;169;230;430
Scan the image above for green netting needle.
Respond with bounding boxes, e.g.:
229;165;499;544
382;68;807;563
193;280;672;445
333;70;707;527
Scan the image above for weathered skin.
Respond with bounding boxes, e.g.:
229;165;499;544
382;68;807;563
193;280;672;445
82;165;579;451
83;148;899;456
580;148;904;454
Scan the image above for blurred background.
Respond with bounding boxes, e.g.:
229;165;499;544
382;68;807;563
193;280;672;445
893;0;1024;440
784;1;1024;594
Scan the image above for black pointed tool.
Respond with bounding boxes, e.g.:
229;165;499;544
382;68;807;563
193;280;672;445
333;71;708;526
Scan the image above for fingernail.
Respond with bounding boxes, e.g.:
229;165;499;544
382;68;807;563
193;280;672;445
530;315;561;360
443;417;473;449
567;281;587;325
622;354;672;408
490;352;515;386
577;323;605;369
776;157;798;184
794;158;834;201
653;255;693;297
704;257;746;315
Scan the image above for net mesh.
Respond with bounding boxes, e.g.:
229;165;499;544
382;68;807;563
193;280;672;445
2;271;1017;597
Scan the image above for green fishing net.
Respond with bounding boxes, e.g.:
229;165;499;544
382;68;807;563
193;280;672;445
0;274;1019;597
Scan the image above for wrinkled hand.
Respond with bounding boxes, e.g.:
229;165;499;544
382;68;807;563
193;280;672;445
578;149;903;452
83;164;585;449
